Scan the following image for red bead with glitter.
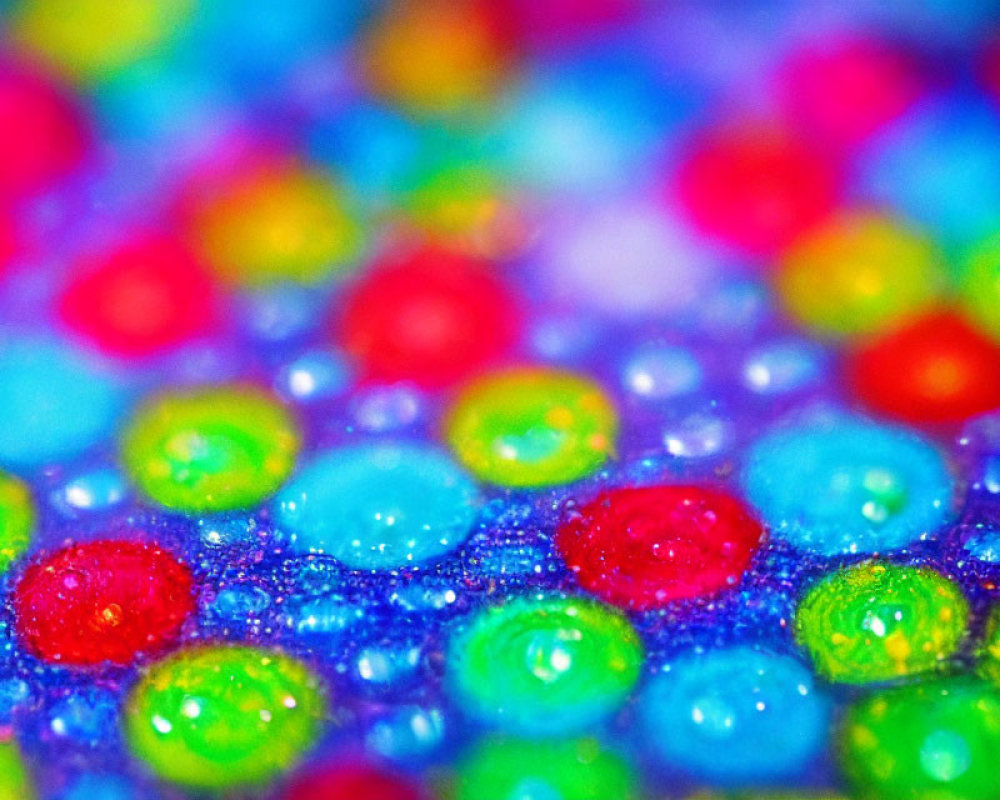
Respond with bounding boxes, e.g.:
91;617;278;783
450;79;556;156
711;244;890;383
59;235;220;357
14;540;195;666
555;485;764;610
284;763;424;800
337;246;521;387
0;63;87;200
846;310;1000;426
674;125;839;254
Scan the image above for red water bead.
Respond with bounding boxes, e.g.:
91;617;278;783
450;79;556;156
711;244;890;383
674;125;839;254
337;247;521;387
0;62;87;200
14;540;195;666
846;310;1000;426
59;235;220;357
775;36;925;149
556;485;764;610
284;763;424;800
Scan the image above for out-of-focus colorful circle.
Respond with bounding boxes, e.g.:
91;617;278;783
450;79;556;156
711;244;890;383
10;0;193;84
846;310;1000;426
795;562;968;683
774;36;925;148
125;645;325;789
0;472;34;574
454;736;638;800
121;386;300;512
674;123;839;254
283;762;424;800
59;235;221;358
960;232;1000;342
0;62;88;199
775;212;944;339
0;742;34;800
842;677;1000;800
542;203;718;317
447;594;642;735
556;485;764;610
362;0;514;116
640;647;829;783
275;442;479;570
186;162;363;289
336;246;521;387
742;416;954;555
444;367;618;487
0;337;127;470
14;540;194;666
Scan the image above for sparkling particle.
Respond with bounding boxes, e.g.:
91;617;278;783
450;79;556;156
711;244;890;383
59;235;221;358
640;647;830;782
125;645;325;789
121;385;301;512
0;472;33;573
842;677;1000;800
276;442;479;570
846;310;1000;426
187;161;364;289
14;540;195;666
775;212;944;339
444;367;618;487
336;246;521;387
622;345;703;399
447;594;643;735
795;562;968;683
742;416;954;555
0;337;127;470
454;736;638;800
556;485;764;610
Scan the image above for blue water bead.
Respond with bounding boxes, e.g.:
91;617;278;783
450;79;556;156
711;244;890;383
742;340;824;395
210;585;272;621
623;345;702;400
353;641;425;692
0;337;127;469
48;688;118;744
742;416;954;556
276;349;353;403
349;386;424;432
365;705;447;762
963;526;1000;564
57;468;128;513
58;773;137;800
0;679;30;723
640;646;830;784
276;443;479;570
859;99;1000;249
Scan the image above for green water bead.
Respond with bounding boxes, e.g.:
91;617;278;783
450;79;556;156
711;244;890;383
976;603;1000;684
0;741;34;800
0;472;33;573
795;562;967;684
448;594;643;735
444;367;618;488
454;737;638;800
842;676;1000;800
125;645;325;789
960;232;1000;342
121;386;301;512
